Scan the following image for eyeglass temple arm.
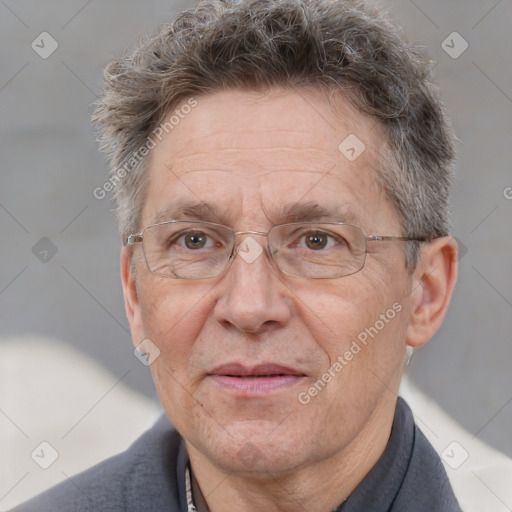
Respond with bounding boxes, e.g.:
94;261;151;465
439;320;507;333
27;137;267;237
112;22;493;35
127;234;143;245
366;235;428;242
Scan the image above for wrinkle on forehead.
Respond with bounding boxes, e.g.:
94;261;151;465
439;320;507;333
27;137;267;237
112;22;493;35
143;89;398;234
164;166;336;180
149;167;364;229
163;147;340;179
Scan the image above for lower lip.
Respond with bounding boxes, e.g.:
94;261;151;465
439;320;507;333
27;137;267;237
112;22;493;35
209;375;304;394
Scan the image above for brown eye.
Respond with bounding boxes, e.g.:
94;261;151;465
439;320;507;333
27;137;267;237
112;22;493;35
183;231;208;249
305;232;329;250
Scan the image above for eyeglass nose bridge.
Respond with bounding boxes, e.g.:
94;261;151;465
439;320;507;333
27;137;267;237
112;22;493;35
233;229;270;237
226;229;286;275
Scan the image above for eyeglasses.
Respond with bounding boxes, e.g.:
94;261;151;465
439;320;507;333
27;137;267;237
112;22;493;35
127;221;426;280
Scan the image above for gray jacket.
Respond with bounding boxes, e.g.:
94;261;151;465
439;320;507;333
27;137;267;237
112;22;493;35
9;398;462;512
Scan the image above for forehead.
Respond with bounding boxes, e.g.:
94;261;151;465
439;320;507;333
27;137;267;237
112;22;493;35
142;88;397;231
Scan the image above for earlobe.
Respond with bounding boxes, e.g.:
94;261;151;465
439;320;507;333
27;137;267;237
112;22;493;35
406;237;458;348
121;247;145;347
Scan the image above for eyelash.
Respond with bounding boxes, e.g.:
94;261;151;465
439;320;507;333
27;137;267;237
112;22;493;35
169;229;344;251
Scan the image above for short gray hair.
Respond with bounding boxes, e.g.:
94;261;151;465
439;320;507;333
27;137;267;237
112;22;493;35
92;0;456;270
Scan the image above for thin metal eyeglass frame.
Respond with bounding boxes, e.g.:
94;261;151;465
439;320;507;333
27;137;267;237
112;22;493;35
126;220;427;279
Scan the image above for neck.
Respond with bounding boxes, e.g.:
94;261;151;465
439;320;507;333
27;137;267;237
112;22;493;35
186;397;397;512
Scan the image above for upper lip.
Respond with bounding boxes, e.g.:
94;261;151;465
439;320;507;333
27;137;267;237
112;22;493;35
209;363;305;377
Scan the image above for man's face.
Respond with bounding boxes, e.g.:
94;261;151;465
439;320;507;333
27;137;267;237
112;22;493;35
126;89;415;475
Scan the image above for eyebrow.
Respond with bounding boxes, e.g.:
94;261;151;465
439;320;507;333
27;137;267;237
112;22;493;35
270;201;359;224
152;200;233;225
151;199;359;226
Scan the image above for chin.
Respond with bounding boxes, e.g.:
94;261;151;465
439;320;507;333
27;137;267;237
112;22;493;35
198;419;315;476
220;444;305;477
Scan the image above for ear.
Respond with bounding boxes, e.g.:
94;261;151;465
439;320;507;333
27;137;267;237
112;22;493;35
121;246;145;348
406;236;458;348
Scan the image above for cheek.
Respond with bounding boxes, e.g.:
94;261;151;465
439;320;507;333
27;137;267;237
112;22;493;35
292;276;388;353
294;276;407;389
294;282;407;432
138;279;211;365
139;280;215;431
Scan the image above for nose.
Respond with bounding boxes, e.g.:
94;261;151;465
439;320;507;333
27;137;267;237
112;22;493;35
213;234;292;334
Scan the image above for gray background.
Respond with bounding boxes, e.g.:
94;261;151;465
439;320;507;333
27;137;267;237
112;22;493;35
1;0;511;458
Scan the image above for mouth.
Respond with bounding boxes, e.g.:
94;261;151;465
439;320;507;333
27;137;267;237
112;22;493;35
208;363;306;394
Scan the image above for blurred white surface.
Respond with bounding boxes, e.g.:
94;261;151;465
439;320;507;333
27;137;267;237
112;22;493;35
0;335;160;510
400;377;512;512
1;336;511;511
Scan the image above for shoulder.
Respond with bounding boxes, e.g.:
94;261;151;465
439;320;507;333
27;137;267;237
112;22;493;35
393;399;463;512
8;416;183;512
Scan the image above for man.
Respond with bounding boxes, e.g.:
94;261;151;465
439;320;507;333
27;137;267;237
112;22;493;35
11;0;462;510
